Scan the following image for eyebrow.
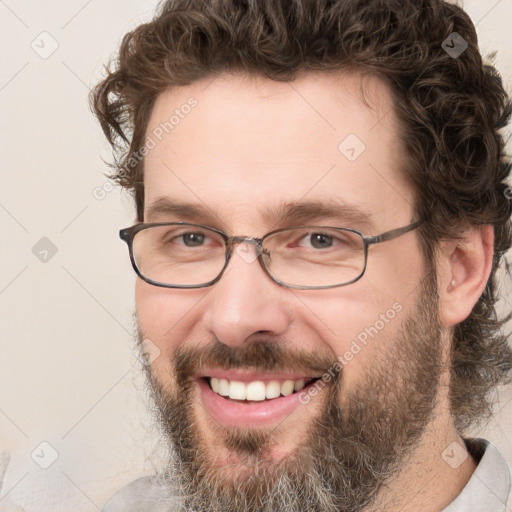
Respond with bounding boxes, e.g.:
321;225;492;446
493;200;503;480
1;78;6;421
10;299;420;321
263;200;374;230
145;197;374;231
145;198;217;223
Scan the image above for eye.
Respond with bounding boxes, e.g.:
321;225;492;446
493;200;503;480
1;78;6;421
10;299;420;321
179;232;206;247
158;228;213;248
297;231;343;250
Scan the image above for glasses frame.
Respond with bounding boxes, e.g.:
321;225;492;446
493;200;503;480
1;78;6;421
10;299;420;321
119;218;424;290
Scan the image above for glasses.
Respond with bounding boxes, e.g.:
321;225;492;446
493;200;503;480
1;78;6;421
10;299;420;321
119;219;423;290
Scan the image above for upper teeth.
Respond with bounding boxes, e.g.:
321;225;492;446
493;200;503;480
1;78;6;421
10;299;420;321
209;377;307;401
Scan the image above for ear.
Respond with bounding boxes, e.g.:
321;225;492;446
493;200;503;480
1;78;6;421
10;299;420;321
437;225;494;327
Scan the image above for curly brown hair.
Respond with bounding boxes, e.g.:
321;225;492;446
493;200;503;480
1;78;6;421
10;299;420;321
91;0;512;432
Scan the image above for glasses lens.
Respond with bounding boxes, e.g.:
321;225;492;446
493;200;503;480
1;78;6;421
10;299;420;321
132;224;226;286
263;227;365;287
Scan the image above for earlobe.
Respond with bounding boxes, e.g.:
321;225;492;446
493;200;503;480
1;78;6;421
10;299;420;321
438;225;494;327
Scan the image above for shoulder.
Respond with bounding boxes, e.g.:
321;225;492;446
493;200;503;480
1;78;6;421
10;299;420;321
102;475;178;512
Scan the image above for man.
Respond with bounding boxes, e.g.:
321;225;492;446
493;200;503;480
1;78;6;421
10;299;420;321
92;0;512;510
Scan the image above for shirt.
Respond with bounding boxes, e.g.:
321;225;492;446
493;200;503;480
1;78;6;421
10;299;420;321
102;438;511;512
442;439;510;512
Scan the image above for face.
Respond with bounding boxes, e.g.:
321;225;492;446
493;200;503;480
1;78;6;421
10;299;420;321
135;72;442;511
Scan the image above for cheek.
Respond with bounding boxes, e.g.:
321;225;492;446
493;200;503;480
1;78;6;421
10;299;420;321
298;282;411;381
366;239;426;299
135;280;203;363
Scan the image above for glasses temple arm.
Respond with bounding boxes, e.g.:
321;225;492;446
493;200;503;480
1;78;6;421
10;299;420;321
366;218;424;244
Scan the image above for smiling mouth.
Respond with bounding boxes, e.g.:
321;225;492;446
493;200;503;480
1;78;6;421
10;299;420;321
205;376;319;402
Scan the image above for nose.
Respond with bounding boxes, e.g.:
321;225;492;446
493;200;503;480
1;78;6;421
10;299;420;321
202;241;293;347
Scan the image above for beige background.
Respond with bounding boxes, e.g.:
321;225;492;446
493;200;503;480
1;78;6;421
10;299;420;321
0;1;511;510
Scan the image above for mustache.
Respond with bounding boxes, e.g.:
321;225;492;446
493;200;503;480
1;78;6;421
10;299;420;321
171;338;340;382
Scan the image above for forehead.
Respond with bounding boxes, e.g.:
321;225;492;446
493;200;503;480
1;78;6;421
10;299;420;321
143;71;414;231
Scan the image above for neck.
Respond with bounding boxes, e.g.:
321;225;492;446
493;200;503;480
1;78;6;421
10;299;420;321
369;390;476;511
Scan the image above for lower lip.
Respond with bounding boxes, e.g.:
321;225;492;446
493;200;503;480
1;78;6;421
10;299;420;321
197;378;315;428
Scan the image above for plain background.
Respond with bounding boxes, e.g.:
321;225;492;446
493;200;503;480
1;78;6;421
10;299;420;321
0;1;511;510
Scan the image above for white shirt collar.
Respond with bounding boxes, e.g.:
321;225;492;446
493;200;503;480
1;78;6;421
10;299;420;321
442;439;511;512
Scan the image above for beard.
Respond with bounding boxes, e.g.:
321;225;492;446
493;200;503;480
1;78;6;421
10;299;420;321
139;274;443;512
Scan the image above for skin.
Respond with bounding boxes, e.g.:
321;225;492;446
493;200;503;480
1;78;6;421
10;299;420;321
135;71;494;511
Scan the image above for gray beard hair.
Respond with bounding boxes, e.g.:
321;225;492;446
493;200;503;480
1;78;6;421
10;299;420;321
141;276;442;512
